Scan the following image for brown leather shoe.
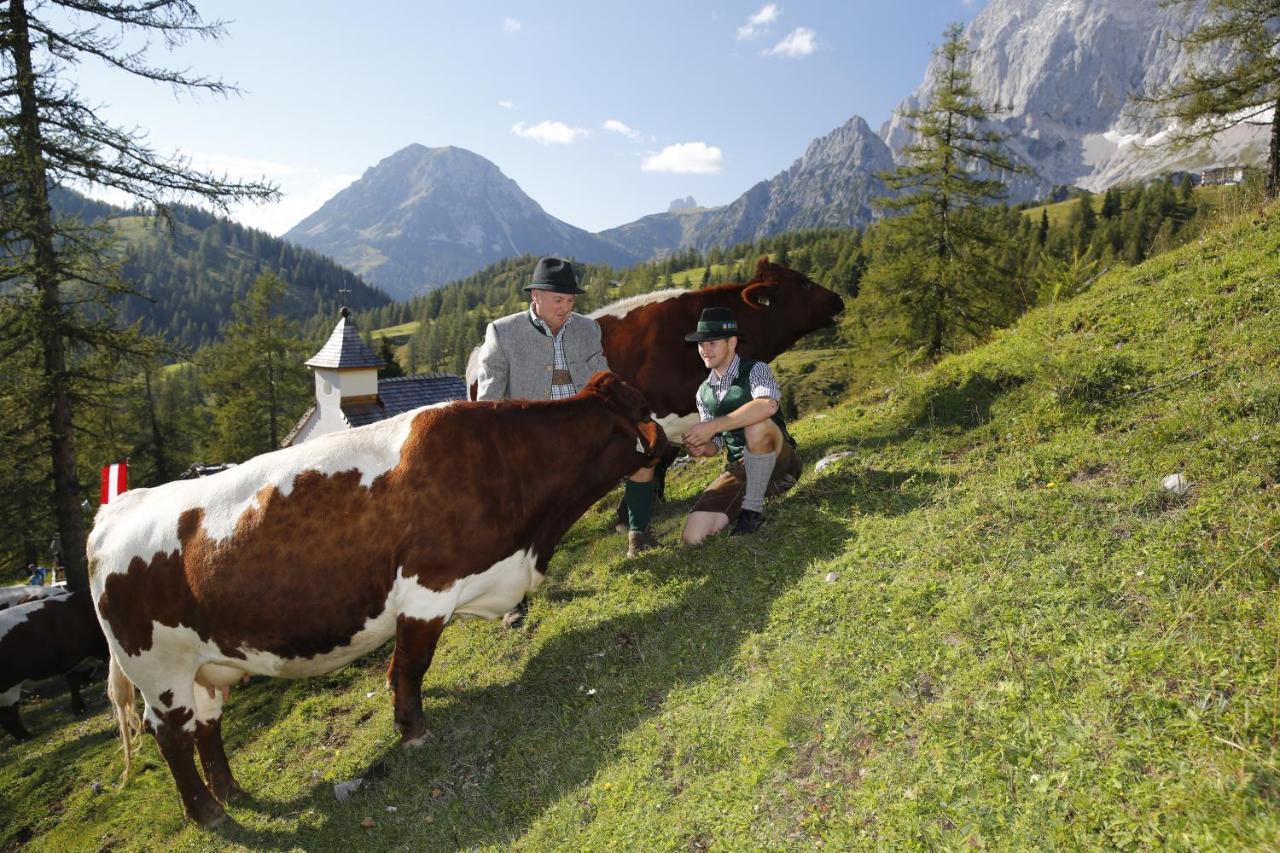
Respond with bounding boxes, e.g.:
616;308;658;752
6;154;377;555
627;528;660;558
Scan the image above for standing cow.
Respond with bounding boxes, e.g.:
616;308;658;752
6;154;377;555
0;590;108;740
89;373;667;825
588;259;845;421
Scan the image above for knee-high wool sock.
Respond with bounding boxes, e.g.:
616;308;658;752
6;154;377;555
625;479;656;532
741;449;777;514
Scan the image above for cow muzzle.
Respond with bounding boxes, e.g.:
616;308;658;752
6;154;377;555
633;420;668;461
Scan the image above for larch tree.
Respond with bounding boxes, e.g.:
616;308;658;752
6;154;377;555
866;23;1029;358
0;0;275;590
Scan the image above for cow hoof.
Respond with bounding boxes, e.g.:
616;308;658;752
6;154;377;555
213;781;246;803
190;801;227;827
400;731;432;748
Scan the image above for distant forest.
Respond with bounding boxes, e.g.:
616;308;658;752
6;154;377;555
53;188;390;350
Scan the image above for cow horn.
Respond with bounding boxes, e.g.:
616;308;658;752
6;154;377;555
741;282;775;309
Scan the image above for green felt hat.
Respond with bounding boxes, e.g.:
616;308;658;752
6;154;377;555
684;306;741;342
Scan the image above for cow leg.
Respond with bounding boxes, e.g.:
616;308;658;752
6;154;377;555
613;495;629;534
193;683;243;803
0;685;29;741
390;615;445;747
66;667;92;715
0;694;30;743
145;691;225;826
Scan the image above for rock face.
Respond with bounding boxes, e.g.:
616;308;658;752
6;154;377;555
602;115;896;258
881;0;1271;200
693;116;896;249
284;144;639;299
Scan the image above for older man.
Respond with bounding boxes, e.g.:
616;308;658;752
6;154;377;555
476;257;659;562
681;306;801;545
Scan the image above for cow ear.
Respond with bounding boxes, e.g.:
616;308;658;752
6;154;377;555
741;282;777;309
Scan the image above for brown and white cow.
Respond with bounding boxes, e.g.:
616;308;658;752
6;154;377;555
88;372;667;825
0;590;108;740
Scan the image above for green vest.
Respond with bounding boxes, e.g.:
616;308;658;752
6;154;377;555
697;359;794;463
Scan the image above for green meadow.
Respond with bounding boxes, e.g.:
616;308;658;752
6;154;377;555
2;205;1277;849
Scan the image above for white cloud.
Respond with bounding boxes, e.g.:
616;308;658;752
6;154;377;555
641;142;723;175
602;119;642;141
503;17;522;33
498;99;517;109
511;120;589;145
737;3;780;40
766;27;817;58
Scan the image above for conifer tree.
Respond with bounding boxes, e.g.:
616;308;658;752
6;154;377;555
201;273;308;461
866;23;1029;357
1139;0;1280;197
0;0;275;589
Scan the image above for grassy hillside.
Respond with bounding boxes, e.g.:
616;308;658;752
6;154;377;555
2;205;1277;849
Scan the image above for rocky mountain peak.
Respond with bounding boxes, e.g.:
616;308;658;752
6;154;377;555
284;144;635;298
881;0;1267;198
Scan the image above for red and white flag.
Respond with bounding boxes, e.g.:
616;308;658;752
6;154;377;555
101;462;128;504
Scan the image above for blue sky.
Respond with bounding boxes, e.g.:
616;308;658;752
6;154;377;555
62;1;985;235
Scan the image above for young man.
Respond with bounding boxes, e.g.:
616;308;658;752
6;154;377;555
475;256;659;567
681;307;802;545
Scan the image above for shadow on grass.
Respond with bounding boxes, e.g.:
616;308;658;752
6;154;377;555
199;459;939;851
907;371;1027;432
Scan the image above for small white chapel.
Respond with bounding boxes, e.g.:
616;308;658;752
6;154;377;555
284;307;465;446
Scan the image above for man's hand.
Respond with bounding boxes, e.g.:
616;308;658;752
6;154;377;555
683;420;720;450
684;439;719;458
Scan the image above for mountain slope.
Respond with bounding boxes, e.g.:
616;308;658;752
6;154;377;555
284;144;640;299
882;0;1271;199
7;200;1277;847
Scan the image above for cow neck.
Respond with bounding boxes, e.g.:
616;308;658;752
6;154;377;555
510;396;633;552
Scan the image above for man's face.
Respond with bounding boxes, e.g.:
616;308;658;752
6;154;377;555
531;290;575;332
697;337;736;372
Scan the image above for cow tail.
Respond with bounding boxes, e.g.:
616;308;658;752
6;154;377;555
106;651;141;783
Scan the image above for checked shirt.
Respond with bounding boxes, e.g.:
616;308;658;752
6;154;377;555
528;305;578;399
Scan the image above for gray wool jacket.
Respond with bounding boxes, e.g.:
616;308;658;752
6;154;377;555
474;309;611;401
